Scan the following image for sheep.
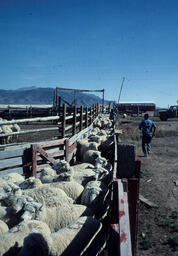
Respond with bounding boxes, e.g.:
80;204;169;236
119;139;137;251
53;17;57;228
23;185;73;208
81;180;110;219
0;219;9;234
0;183;73;211
1;125;13;144
39;167;57;184
53;160;74;181
50;180;84;202
0;183;22;207
19;177;43;189
83;149;101;165
0;172;24;189
0;220;51;256
21;201;93;232
78;139;99;162
0;205;24;228
72;163;96;186
18;216;106;256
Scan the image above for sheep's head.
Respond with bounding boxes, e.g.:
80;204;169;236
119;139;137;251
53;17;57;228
19;177;42;189
53;160;73;175
0;183;22;206
21;201;44;221
13;195;34;213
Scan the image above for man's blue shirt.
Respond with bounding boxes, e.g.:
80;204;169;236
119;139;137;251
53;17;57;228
139;119;156;136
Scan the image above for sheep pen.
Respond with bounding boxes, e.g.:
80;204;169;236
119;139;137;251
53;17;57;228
0;114;119;256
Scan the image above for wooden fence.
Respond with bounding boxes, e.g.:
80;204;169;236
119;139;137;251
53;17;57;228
0;104;103;144
0;114;97;178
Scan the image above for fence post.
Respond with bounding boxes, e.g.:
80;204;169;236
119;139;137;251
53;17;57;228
65;139;70;162
80;105;83;131
73;105;77;135
90;107;92;124
32;145;37;178
61;104;66;138
86;107;88;127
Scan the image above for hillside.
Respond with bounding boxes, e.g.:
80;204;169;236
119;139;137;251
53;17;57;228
0;87;107;106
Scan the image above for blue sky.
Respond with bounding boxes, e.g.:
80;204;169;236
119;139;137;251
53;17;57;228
0;0;178;107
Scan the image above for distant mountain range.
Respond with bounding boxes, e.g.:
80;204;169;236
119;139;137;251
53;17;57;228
0;87;110;106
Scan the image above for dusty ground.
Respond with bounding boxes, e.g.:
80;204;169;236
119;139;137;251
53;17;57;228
118;118;178;256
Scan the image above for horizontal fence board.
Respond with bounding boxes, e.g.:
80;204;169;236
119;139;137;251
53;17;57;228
0;116;59;125
0;157;23;170
36;150;64;161
36;139;66;148
0;127;59;138
0;167;24;177
65;125;73;132
69;122;94;146
0;147;27;160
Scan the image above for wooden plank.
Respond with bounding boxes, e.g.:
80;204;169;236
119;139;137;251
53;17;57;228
0;147;26;160
36;150;64;161
0;167;24;177
73;106;77;135
139;194;158;208
65;115;73;120
113;135;118;179
37;139;65;148
80;106;83;131
65;124;73;132
0;104;53;109
62;104;66;138
0;157;23;170
0;127;59;138
32;145;37;178
36;146;58;165
118;180;132;256
68;142;77;154
68;123;93;146
0;116;59;125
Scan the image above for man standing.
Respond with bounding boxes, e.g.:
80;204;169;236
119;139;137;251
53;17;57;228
139;113;156;157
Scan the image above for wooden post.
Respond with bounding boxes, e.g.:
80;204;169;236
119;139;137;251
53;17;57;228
102;89;105;113
58;96;61;116
86;107;88;127
62;104;66;138
90;107;92;124
65;139;70;162
55;88;58;111
73;105;77;135
32;145;37;178
80;105;83;131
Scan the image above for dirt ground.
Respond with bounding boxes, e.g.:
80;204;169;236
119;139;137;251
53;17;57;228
118;118;178;256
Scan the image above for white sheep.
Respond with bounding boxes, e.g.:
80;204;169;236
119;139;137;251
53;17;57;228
81;180;110;219
19;177;42;189
83;150;101;165
72;163;96;186
53;160;73;181
0;183;73;211
21;201;93;232
0;183;22;207
50;180;84;202
39;167;57;183
0;172;24;189
18;216;106;256
78;139;99;162
0;219;9;234
0;220;51;256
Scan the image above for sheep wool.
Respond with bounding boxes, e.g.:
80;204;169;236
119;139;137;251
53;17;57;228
19;216;105;256
0;220;51;256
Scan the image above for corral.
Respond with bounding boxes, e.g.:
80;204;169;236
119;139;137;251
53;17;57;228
0;107;177;256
